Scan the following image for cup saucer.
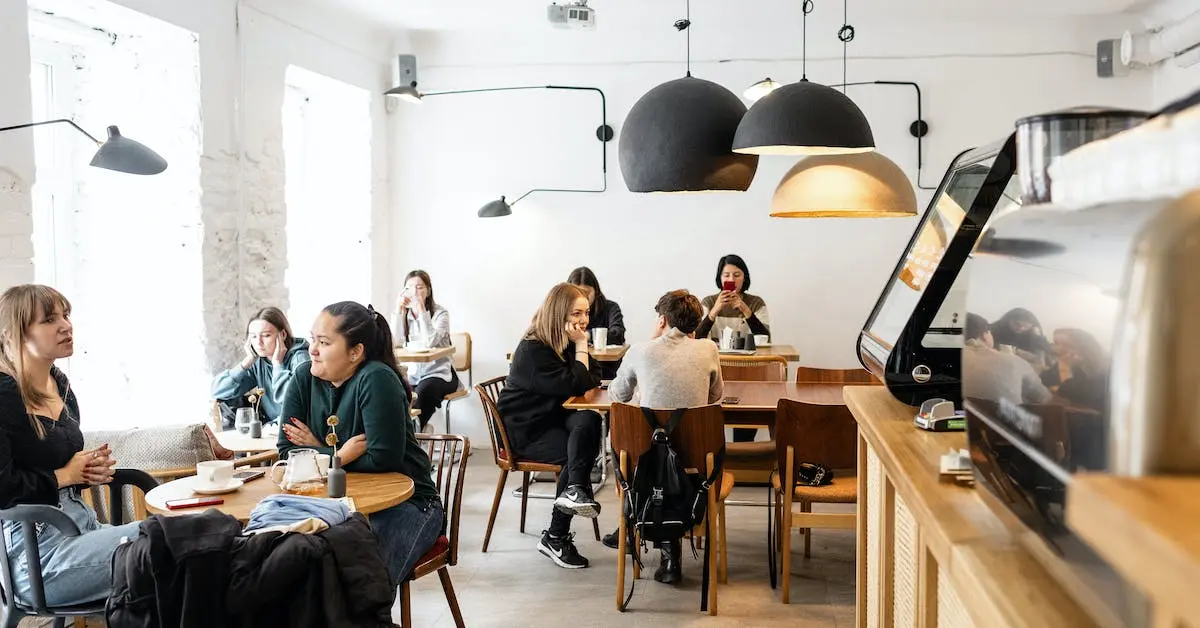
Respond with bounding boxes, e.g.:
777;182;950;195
192;478;244;495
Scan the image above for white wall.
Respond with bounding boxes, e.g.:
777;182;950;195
1;0;397;375
388;9;1154;406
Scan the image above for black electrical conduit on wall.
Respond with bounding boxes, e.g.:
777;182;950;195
827;80;938;190
418;85;611;214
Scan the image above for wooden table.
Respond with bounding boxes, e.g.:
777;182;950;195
1066;474;1200;625
721;343;799;361
395;345;455;363
215;428;279;454
145;472;414;522
845;385;1098;628
507;344;630;363
564;381;847;412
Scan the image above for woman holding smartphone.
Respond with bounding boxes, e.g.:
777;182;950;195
211;307;310;428
695;253;771;343
390;270;458;432
0;284;140;607
498;283;603;569
278;301;440;585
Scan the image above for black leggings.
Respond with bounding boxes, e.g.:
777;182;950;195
517;410;603;537
413;371;461;429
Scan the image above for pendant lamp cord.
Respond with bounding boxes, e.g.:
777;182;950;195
838;0;856;93
801;0;812;80
675;0;692;77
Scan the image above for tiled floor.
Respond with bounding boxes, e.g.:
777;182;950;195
402;455;857;627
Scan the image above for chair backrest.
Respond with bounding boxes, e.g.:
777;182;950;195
450;332;472;373
609;403;726;478
774;399;858;476
721;355;787;382
474;376;513;469
416;434;470;566
794;366;878;385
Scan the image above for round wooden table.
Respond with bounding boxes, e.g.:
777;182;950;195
145;472;414;521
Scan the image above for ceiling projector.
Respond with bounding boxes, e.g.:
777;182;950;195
547;1;595;30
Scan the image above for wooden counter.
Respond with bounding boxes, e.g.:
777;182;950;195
846;386;1099;628
1067;475;1200;627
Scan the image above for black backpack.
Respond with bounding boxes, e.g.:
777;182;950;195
616;407;724;611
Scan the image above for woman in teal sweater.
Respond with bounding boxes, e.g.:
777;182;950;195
277;301;440;585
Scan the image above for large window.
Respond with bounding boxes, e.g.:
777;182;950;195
283;66;373;331
27;2;205;429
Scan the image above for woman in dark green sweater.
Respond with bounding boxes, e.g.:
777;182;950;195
277;301;440;585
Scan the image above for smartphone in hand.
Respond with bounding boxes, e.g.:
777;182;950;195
722;280;736;292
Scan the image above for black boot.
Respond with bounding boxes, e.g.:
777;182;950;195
653;539;683;584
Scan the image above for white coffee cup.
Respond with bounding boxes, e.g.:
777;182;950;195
196;460;235;489
593;327;608;350
754;334;769;346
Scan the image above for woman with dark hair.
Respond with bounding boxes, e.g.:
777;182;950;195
277;301;437;585
566;266;626;347
989;308;1053;371
1044;328;1108;410
0;285;140;606
498;283;603;569
212;306;310;427
695;254;771;343
391;270;459;431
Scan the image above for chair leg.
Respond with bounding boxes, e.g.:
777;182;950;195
438;567;465;628
719;500;729;584
400;581;412;628
445;402;452;433
616;464;627;611
520;472;531;534
707;489;719;616
482;469;508;552
782;504;793;604
802;500;812;558
591;517;601;541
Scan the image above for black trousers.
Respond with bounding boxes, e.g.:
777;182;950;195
517;410;603;537
732;427;759;442
413;371;461;429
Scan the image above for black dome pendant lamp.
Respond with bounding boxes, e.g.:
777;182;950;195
733;0;874;156
618;0;758;192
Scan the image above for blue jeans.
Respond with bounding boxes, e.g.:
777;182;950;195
368;498;444;585
3;488;140;607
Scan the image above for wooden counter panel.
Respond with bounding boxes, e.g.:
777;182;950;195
845;387;1010;564
1067;475;1200;624
845;386;1100;628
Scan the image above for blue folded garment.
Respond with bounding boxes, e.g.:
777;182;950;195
244;494;352;532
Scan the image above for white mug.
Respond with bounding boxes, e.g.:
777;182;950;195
754;334;769;346
592;327;608;350
316;453;331;477
196;460;235;489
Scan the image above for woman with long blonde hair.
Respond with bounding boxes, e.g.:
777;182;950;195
497;283;603;569
0;285;141;606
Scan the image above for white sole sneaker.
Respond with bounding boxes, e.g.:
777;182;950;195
537;539;588;569
553;495;600;519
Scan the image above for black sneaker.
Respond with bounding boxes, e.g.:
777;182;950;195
554;484;601;518
537;531;589;569
602;528;620;549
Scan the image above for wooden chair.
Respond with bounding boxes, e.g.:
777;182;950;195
475;376;600;552
772;398;858;604
609;403;732;615
399;434;469;628
794;366;879;384
439;332;473;433
721;355;788;475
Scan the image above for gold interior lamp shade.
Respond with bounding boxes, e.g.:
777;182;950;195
770;151;918;218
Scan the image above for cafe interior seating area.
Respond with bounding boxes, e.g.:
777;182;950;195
1;0;1199;626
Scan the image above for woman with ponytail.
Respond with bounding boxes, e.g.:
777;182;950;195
277;301;441;586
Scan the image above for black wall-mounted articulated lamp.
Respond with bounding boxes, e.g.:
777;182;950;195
387;84;612;218
0;119;168;175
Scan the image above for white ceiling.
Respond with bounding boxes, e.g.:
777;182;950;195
302;0;1153;32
